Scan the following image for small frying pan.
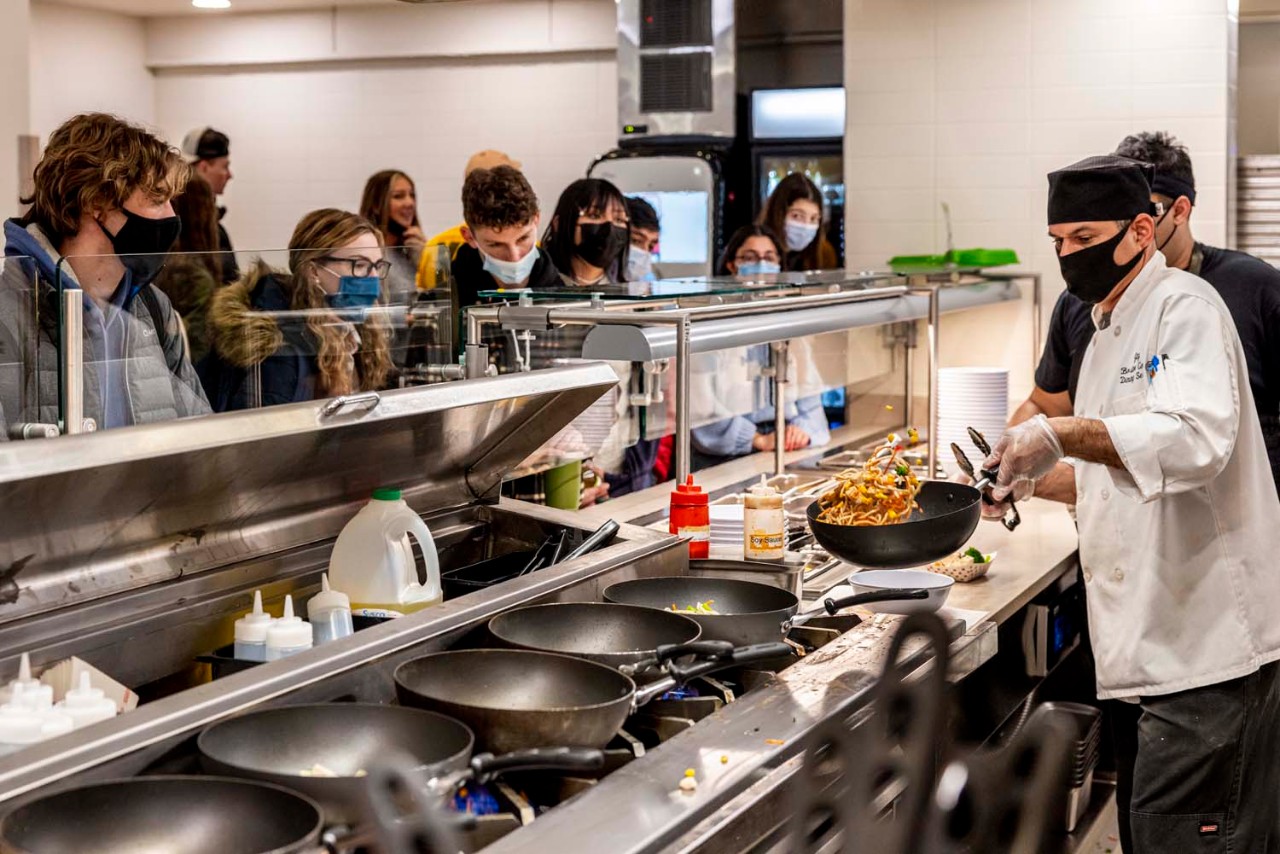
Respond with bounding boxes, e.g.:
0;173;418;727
806;480;983;569
198;703;603;827
603;577;931;647
0;776;325;854
393;644;790;754
487;602;732;680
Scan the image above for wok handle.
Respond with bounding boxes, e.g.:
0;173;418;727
823;589;931;614
470;747;605;782
665;642;794;684
619;641;736;676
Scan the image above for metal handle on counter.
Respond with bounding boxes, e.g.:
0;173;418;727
61;289;85;435
321;392;381;417
562;520;620;561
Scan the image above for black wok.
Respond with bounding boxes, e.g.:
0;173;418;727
488;602;733;678
198;703;603;826
603;577;932;647
0;776;323;854
806;480;982;569
394;644;790;754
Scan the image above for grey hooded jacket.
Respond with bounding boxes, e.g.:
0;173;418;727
0;220;211;432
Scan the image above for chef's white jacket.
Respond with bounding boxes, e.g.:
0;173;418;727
1074;250;1280;699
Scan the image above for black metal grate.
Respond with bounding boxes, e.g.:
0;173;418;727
640;53;713;113
639;0;713;48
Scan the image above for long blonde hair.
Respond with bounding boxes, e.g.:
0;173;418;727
287;208;393;397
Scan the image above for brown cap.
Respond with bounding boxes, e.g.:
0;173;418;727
464;149;521;177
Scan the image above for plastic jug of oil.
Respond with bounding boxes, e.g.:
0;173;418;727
327;489;442;618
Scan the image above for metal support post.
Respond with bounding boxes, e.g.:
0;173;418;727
772;340;789;476
674;315;692;484
1030;273;1043;365
61;289;85;435
925;287;941;477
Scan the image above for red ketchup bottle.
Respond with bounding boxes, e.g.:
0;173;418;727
669;475;710;559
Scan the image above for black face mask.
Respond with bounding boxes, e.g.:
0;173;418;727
576;222;628;269
1154;206;1178;254
99;209;182;287
1057;221;1143;305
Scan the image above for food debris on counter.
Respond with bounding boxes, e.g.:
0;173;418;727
764;738;785;746
720;755;729;764
678;768;698;794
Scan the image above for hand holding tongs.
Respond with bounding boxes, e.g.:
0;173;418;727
951;427;1020;532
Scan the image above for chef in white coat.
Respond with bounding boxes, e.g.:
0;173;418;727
988;155;1280;853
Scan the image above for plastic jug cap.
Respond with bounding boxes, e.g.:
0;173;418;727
234;590;274;644
372;488;402;501
307;574;351;619
265;595;313;652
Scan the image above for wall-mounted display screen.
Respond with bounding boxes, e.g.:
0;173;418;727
751;87;846;140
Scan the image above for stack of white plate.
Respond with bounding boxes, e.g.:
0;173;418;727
936;367;1009;477
709;504;745;547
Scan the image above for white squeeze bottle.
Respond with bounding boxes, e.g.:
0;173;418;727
233;591;273;662
307;574;354;645
264;596;312;661
56;671;117;730
328;489;443;618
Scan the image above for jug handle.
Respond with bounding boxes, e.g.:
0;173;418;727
386;513;442;602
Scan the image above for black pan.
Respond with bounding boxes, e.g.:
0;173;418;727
0;776;324;854
394;644;790;754
806;480;982;569
198;703;602;826
603;577;932;647
488;602;732;678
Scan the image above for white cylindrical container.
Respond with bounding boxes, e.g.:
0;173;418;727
743;476;786;562
0;706;43;756
0;653;51;709
234;590;273;662
265;596;313;662
56;671;118;730
328;489;442;618
307;574;354;646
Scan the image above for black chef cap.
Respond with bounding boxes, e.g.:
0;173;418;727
1047;155;1155;225
1152;173;1197;205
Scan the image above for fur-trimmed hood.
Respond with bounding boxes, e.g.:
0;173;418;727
207;265;298;368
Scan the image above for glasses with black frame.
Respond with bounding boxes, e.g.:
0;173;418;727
317;256;393;279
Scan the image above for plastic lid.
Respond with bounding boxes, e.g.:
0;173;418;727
265;596;313;651
671;475;708;506
37;709;74;739
372;488;402;501
57;671;117;729
4;660;53;712
234;590;274;644
307;574;351;619
748;474;779;497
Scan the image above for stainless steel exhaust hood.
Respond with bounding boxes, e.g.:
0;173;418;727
616;0;736;141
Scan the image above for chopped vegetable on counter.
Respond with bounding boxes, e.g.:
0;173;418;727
720;755;729;764
964;547;987;564
765;738;785;745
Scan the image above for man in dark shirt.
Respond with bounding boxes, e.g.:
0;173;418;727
181;127;239;284
1011;131;1280;492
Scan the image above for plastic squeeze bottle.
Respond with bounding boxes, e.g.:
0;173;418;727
743;476;786;562
264;596;313;662
307;574;354;645
55;671;117;730
669;475;710;559
234;590;273;662
328;489;443;617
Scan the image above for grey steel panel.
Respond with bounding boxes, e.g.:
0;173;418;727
581;281;1022;362
0;364;618;624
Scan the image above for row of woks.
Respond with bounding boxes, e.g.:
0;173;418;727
0;576;934;853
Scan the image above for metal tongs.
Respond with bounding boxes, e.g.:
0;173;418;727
951;427;1020;532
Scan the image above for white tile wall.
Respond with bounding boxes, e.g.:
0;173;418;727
0;1;30;218
154;56;618;249
846;0;1236;406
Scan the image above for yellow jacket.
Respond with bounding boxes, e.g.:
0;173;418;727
417;222;466;290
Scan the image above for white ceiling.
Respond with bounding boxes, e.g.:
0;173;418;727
36;0;410;16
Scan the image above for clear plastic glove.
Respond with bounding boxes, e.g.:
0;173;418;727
951;468;1017;520
986;414;1063;503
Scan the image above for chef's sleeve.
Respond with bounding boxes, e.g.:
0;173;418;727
1103;294;1241;502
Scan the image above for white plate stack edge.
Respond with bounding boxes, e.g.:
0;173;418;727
937;367;1009;478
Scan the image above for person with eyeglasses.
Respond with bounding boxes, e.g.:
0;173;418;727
199;208;394;411
686;225;831;470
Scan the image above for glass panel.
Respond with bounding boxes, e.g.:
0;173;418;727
477;270;901;302
0;256;44;436
54;243;453;426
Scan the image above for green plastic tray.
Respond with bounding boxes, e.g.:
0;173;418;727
888;248;1019;273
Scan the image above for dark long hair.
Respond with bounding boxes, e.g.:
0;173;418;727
758;173;824;271
169;175;221;280
542;178;630;283
359;170;418;245
716;225;784;276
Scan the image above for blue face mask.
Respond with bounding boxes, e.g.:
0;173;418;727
482;246;539;286
325;276;380;311
736;260;782;277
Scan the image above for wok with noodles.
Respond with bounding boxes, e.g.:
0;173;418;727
816;431;923;526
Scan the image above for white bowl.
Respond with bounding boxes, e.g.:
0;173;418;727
848;569;954;614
